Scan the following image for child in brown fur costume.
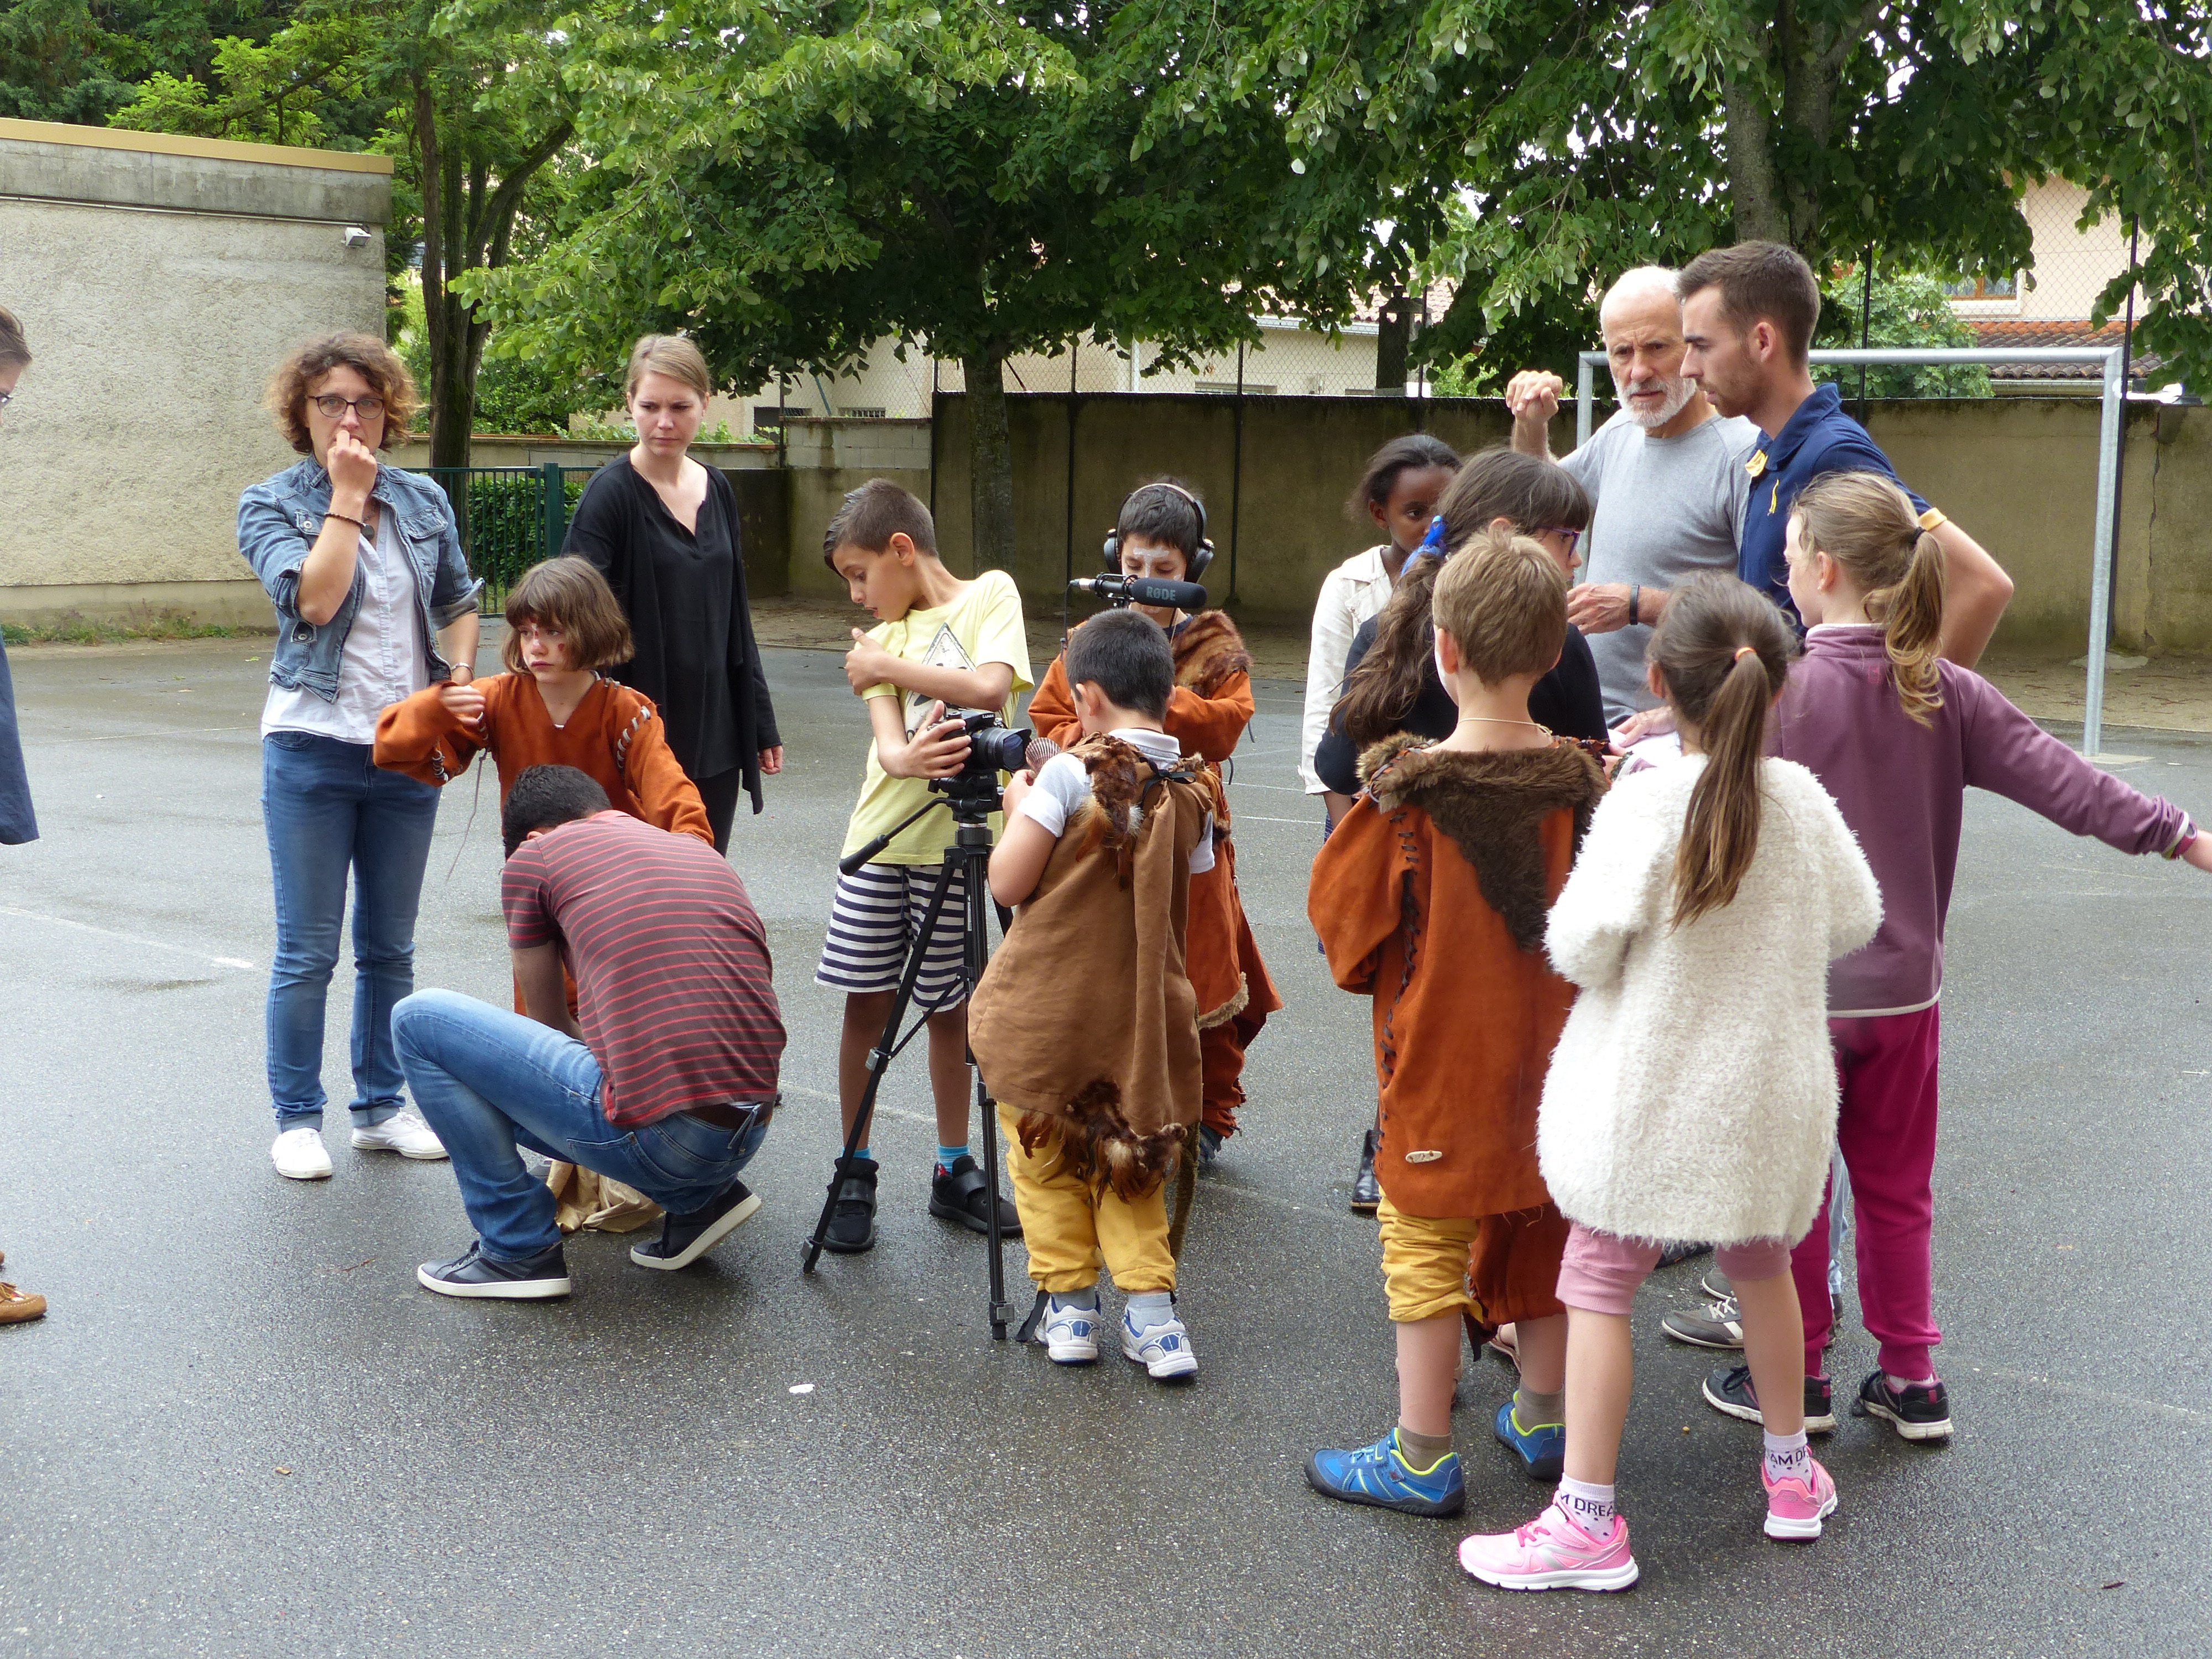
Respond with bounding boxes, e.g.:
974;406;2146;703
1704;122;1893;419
971;609;1218;1381
1305;527;1605;1517
1024;479;1280;1164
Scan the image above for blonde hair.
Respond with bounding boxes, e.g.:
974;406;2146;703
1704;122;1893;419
1430;524;1568;685
0;304;28;370
267;332;419;452
1790;472;1946;725
625;335;713;403
500;557;634;675
1647;573;1798;927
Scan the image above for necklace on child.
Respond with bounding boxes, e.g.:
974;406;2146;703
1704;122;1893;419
1455;716;1554;735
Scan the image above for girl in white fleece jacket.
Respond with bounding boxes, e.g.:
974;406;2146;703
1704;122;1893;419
1462;573;1879;1595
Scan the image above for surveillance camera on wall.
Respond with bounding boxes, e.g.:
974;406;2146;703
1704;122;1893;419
342;226;373;249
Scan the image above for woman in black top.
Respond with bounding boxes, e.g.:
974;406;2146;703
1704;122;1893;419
564;335;781;852
1314;447;1604;799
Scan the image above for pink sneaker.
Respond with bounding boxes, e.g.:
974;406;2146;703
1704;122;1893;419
1459;1501;1639;1592
1762;1454;1839;1540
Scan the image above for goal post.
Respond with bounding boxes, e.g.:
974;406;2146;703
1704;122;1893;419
1575;346;2130;757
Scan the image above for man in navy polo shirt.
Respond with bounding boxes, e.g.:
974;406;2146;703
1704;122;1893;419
1677;241;2015;667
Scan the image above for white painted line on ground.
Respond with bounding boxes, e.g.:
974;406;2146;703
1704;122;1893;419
1226;815;1323;826
0;904;258;972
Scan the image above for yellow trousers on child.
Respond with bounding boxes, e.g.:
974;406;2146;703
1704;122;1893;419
997;1104;1177;1294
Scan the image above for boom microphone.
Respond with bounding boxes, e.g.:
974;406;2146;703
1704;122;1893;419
1067;574;1212;613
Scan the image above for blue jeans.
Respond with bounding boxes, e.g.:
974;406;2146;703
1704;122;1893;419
391;989;771;1261
262;732;441;1131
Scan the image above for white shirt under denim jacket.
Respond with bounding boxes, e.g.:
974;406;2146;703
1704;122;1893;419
237;457;482;740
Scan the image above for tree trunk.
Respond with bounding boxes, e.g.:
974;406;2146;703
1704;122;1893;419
963;348;1018;573
1720;67;1789;244
1374;292;1414;390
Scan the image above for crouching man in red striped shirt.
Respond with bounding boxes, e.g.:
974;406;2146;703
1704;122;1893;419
395;764;787;1300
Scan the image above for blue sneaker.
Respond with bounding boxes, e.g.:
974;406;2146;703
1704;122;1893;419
1494;1399;1566;1481
1306;1430;1465;1517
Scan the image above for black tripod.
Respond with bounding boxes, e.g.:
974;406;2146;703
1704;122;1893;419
800;787;1018;1339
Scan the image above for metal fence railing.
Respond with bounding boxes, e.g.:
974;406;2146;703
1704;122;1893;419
409;463;601;612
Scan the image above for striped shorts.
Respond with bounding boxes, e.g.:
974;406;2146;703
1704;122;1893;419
814;861;973;1010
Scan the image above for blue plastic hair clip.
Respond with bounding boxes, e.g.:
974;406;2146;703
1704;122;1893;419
1404;513;1449;573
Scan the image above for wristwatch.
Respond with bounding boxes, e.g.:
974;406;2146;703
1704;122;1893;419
1629;585;1642;627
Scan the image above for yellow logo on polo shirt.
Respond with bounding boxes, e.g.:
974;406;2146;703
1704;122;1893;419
1745;450;1768;480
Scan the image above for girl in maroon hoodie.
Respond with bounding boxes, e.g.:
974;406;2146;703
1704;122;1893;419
1712;472;2211;1446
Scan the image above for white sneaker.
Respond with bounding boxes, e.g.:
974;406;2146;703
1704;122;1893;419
1120;1308;1198;1380
272;1126;333;1181
1042;1297;1100;1365
351;1107;448;1161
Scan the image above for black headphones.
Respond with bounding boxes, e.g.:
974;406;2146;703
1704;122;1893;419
1102;482;1214;581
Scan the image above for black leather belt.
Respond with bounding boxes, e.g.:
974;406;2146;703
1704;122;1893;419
683;1094;778;1132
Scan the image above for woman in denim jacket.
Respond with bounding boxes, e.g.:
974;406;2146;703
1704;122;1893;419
237;333;481;1182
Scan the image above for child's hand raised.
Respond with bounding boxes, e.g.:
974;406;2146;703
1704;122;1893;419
1003;768;1035;815
845;630;900;694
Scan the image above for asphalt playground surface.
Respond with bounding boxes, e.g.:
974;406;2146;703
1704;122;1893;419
2;635;2208;1658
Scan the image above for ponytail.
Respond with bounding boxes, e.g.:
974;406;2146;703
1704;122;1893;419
1871;529;1946;725
1791;472;1946;726
1647;573;1797;927
1334;558;1442;746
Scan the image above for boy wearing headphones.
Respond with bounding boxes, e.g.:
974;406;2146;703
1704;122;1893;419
1023;481;1281;1164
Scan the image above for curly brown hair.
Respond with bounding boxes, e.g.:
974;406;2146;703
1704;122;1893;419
267;332;420;453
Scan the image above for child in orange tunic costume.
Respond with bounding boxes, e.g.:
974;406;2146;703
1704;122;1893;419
1305;529;1605;1517
374;556;710;844
375;557;712;1229
1025;481;1280;1161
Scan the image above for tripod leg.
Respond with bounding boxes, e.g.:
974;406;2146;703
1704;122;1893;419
961;836;1015;1339
802;863;962;1274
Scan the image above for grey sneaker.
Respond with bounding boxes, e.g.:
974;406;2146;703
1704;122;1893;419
1662;1294;1745;1350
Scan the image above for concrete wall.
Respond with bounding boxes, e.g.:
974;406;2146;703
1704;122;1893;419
779;418;935;601
0;120;392;627
924;394;1511;623
1865;399;2206;653
839;393;2209;655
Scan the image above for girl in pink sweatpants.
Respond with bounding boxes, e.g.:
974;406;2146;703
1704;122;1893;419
1768;472;2210;1442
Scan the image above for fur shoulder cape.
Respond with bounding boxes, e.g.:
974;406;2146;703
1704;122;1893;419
1358;734;1607;952
1172;610;1254;699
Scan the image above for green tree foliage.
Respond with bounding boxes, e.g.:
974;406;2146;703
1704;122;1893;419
1813;265;1991;399
107;11;379;147
465;0;1352;571
1181;0;2211;395
93;0;574;466
0;0;295;124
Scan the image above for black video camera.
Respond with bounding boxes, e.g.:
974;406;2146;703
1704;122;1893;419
928;709;1035;813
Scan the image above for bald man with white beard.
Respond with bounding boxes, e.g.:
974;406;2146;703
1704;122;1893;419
1506;268;1759;726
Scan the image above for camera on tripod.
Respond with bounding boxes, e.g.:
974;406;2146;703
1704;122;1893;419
931;709;1035;811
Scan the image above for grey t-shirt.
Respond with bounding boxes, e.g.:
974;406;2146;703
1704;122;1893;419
1561;409;1759;723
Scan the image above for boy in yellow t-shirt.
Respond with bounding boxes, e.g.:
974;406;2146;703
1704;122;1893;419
814;479;1034;1255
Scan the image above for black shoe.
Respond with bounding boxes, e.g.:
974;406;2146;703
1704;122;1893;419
1661;1293;1745;1350
630;1178;761;1271
928;1154;1021;1238
1349;1129;1381;1215
821;1156;880;1254
416;1240;570;1300
1700;1365;1837;1435
1657;1240;1713;1269
1853;1369;1953;1442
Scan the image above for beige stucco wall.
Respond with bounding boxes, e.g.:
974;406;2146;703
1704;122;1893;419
0;123;390;624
